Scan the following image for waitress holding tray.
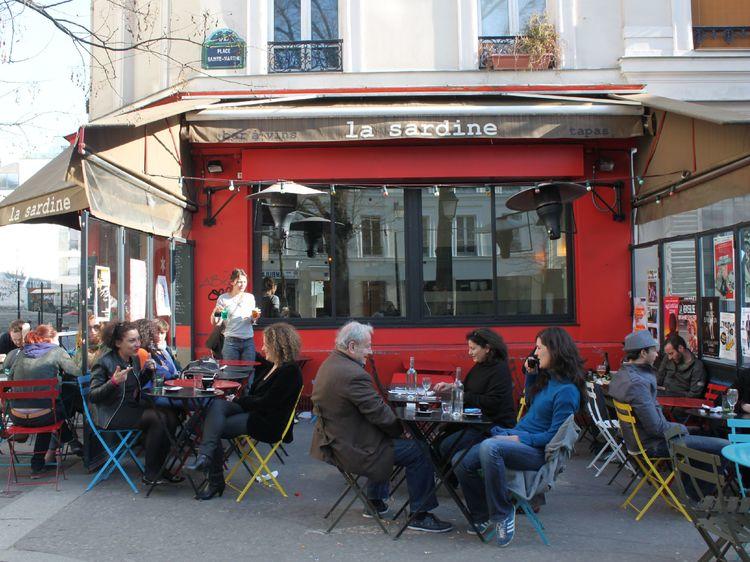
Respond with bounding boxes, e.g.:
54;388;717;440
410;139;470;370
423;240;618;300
210;268;260;362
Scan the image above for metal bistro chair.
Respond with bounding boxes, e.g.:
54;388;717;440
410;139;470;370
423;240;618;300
668;437;750;562
224;390;302;502
77;375;144;494
0;378;65;491
585;382;635;478
612;399;690;521
727;417;750;498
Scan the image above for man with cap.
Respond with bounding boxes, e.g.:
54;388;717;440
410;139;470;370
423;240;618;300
609;330;728;460
656;333;707;398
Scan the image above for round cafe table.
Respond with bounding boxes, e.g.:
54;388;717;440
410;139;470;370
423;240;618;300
165;377;241;394
721;443;750;469
684;409;750;423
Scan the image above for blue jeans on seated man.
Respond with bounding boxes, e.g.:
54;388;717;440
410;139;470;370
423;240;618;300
455;437;546;524
222;336;256;362
367;439;439;514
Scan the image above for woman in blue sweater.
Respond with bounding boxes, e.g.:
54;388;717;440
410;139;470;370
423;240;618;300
455;327;584;548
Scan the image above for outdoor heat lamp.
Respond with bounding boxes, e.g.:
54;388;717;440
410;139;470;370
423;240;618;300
506;182;587;240
247;180;326;236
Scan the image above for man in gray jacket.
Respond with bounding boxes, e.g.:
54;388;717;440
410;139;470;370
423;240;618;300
609;330;727;459
657;333;707;398
310;321;452;533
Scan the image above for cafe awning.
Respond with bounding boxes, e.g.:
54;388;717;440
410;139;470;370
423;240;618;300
0;144;193;237
185;96;645;143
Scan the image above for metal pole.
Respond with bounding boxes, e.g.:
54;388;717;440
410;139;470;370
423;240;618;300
59;283;64;331
16;280;20;319
39;282;44;325
80;211;89;376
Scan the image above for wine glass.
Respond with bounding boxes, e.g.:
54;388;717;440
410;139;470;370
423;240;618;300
422;377;432;395
726;388;739;416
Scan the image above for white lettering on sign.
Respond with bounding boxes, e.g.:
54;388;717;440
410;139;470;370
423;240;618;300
7;195;73;223
347;119;509;140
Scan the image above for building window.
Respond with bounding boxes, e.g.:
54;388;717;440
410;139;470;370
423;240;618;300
254;184;573;324
692;0;750;49
361;215;383;257
269;0;342;72
455;215;477;256
0;173;19;190
480;0;545;35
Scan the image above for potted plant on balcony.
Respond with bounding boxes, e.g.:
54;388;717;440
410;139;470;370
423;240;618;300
490;13;559;70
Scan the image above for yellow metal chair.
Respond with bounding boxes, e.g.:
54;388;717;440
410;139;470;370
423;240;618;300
516;393;526;423
225;391;302;502
612;399;690;522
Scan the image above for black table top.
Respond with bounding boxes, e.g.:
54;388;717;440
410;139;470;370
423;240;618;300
394;406;492;424
144;387;224;400
685;408;750;422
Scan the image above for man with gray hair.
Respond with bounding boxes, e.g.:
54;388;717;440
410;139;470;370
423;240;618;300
310;321;452;533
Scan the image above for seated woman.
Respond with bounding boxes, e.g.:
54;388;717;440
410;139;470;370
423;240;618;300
455;326;584;548
434;328;516;458
88;321;181;486
186;322;303;500
133;319;181;407
7;324;82;476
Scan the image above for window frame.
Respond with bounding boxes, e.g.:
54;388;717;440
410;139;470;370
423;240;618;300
478;0;547;36
253;184;576;328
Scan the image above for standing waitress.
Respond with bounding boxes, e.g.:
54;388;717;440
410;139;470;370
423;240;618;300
211;268;259;361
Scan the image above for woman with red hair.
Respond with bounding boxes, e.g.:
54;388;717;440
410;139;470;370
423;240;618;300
7;324;82;476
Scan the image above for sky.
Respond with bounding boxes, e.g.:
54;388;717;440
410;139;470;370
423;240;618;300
0;0;90;164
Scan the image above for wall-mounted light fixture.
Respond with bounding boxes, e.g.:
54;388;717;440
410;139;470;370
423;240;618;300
206;160;224;174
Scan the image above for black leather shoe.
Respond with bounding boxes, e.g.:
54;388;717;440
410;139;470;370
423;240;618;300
185;454;210;472
196;481;225;500
163;472;185;484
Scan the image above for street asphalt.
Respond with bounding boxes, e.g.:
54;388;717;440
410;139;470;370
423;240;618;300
0;421;709;561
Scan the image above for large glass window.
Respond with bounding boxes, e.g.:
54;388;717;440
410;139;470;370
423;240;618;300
701;231;736;364
422;188;493;317
495;186;570;316
153;236;171;322
87;219;119;323
480;0;545;35
633;245;660;341
741;228;750;365
336;188;406;318
274;0;301;41
124;230;148;321
663;239;698;352
271;0;341;72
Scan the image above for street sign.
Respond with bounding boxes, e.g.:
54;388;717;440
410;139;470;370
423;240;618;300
202;28;246;70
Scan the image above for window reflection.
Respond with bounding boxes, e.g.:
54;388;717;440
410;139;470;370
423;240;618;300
260;192;331;318
87;218;120;323
495;186;569;315
274;0;301;41
124;230;148;321
311;0;338;40
335;187;406;318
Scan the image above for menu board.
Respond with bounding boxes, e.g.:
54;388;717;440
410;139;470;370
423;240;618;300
172;243;193;326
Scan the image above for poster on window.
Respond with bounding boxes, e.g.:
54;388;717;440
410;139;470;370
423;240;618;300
719;312;736;361
94;266;111;323
742;232;750;304
155;275;171;317
663;296;680;337
702;297;720;357
647;270;658;304
713;234;735;300
633;297;648;332
677;297;698;354
128;259;146;321
742;308;750;359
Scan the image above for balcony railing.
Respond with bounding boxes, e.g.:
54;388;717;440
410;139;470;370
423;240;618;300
693;26;750;48
478;36;517;69
268;40;343;73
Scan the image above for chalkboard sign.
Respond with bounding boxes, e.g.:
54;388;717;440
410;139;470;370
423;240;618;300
172;243;193;326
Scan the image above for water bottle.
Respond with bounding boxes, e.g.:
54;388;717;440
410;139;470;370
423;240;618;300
153;371;164;392
451;367;464;419
406;356;417;397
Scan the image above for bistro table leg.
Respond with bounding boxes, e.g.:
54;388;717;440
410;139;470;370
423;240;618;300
393;420;488;543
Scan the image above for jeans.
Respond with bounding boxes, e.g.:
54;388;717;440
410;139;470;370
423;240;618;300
222;336;256;362
199;400;251;470
367;439;439;514
10;407;73;471
438;427;486;460
455;437;546;523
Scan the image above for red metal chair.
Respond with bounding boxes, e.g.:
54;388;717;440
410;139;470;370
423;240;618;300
0;378;65;491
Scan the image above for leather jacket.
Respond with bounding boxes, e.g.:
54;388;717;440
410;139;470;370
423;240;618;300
88;350;151;428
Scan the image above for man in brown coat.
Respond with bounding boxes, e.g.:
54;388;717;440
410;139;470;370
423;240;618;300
310;321;452;533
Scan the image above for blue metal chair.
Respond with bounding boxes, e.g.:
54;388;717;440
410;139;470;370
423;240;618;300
727;417;750;498
78;375;144;493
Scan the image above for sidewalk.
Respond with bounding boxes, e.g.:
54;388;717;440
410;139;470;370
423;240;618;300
1;422;706;561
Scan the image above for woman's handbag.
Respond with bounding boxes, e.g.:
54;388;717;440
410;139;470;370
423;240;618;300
205;323;225;357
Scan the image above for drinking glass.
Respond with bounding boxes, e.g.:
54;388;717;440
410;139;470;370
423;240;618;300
726;388;738;416
422;377;432;395
441;399;452;417
596;364;607;378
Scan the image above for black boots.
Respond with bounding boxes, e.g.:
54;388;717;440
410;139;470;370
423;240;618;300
196;470;225;500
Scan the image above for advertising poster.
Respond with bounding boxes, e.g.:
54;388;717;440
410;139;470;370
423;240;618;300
743;231;750;304
633;297;648;332
719;312;736;361
702;297;720;357
663;295;680;337
714;234;735;300
155;275;171;317
742;308;750;359
647;270;658;304
129;259;147;321
94;266;111;323
677;297;698;354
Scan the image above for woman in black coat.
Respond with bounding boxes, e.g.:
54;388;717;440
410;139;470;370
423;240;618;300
434;328;515;458
187;322;303;499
